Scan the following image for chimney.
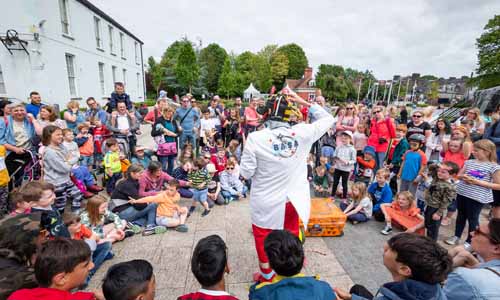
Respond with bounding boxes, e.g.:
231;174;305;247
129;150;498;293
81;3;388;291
304;67;313;79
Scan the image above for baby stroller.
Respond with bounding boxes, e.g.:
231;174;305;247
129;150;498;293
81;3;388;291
9;149;42;188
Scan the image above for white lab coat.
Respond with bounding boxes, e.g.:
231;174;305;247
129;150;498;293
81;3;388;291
240;104;334;229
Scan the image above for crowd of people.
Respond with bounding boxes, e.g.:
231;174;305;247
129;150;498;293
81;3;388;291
0;83;499;299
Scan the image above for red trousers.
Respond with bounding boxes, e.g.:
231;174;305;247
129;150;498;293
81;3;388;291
252;202;300;264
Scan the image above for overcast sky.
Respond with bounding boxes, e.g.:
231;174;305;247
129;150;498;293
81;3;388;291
93;0;499;79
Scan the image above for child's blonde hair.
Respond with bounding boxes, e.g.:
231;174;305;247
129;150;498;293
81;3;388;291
85;195;108;226
351;182;368;202
396;191;416;208
473;139;498;163
376;168;390;180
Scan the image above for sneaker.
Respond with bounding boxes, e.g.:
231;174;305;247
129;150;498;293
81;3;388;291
175;224;189;232
124;229;135;238
445;236;460;245
352;220;359;225
201;209;211;217
381;225;393;235
125;222;142;234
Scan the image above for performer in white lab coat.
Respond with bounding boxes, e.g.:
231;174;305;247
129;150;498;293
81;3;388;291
240;89;334;282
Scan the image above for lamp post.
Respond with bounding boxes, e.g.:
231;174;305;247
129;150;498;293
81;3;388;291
356;77;362;104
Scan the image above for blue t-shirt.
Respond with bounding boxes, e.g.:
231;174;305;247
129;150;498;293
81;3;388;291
26;103;42;118
401;150;426;181
174;106;200;133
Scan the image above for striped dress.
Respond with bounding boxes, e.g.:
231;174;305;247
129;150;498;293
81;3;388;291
456;159;500;204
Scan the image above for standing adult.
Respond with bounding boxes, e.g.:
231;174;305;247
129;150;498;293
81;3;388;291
63;100;86;134
223;108;243;145
444;218;500;299
445;140;500;247
107;102;140;156
208;96;224;138
84;97;108;124
25;91;44;118
152;106;179;175
406;109;432;144
484;116;500;163
0;103;35;189
244;97;261;137
367;106;396;170
335;103;359;146
456;108;485;141
234;97;245;119
144;97;168;125
240;90;334;282
174;96;200;151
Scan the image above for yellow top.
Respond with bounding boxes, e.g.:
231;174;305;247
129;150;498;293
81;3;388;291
0;145;10;187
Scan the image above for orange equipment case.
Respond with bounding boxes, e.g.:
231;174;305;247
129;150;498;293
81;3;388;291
300;198;347;237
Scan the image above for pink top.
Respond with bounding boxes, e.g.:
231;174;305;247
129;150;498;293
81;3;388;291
353;131;368;151
244;107;259;127
443;150;469;169
336;115;359;146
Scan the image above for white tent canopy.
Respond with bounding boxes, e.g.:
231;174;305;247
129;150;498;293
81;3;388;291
243;83;261;101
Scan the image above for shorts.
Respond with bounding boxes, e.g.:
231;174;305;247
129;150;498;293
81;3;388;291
192;188;208;203
80;155;94;166
93;153;103;164
156;212;180;226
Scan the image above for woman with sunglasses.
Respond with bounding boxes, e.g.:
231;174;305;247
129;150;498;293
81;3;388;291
406;109;432;147
336;104;359;146
367;106;396;171
445;139;500;248
444;218;500;299
426;118;452;162
455;108;485;140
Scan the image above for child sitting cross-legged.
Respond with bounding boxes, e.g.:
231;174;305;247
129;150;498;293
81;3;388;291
380;191;424;235
335;233;452;300
313;165;330;197
249;230;336;300
219;160;247;203
178;235;238;300
102;260;156;300
8;239;98;300
340;182;372;224
80;195;135;244
129;179;189;233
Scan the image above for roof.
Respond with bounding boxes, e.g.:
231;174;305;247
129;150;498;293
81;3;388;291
77;0;143;44
285;77;314;89
244;83;260;93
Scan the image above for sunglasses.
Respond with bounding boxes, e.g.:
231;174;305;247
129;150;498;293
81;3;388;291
474;227;500;244
373;110;381;114
346;107;354;110
226;167;234;170
204;156;211;159
412;115;422;118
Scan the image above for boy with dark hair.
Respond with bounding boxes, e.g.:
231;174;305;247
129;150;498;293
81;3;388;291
335;233;452;300
8;239;96;300
422;161;459;241
108;82;133;113
249;230;335;299
102;259;155;300
178;235;238;300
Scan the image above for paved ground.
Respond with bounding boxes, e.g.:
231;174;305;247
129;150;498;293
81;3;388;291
87;124;491;298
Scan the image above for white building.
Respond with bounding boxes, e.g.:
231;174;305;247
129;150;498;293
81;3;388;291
0;0;145;109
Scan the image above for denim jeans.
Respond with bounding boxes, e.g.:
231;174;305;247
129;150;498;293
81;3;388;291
90;241;112;277
80;155;93;167
118;203;158;227
180;132;197;151
106;173;122;194
158;155;176;175
375;151;386;172
340;202;369;223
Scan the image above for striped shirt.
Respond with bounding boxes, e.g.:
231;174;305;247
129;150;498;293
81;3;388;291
457;160;500;204
188;169;211;190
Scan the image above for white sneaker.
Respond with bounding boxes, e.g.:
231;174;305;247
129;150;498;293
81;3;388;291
445;236;460;245
381;225;393;235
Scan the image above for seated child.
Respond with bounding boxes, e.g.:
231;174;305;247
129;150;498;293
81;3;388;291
249;230;336;300
340;182;372;224
313;165;330;197
206;163;225;206
75;123;94;168
219;160;247;203
334;233;452;300
172;160;195;198
355;146;376;185
102;259;156;300
211;147;228;176
129;179;188;233
62;128;80;167
10;193;31;216
188;158;212;217
380;191;424;235
367;169;393;222
80;195;134;243
23;181;70;238
63;213;113;283
178;235;238;300
131;146;153;169
8;239;96;300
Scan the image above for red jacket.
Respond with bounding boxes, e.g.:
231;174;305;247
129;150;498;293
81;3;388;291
367;118;396;153
8;288;95;300
92;125;111;154
210;155;227;175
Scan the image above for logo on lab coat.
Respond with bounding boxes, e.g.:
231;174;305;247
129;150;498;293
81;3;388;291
271;134;299;158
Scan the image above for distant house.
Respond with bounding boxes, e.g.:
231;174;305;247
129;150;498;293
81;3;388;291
285;67;319;101
0;0;145;108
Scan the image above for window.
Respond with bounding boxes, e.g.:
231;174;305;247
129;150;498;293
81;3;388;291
98;62;105;95
119;32;125;58
59;0;71;35
65;53;77;96
134;42;139;64
94;17;102;49
111;66;117;84
308;93;316;101
122;68;127;85
108;26;114;54
0;65;6;94
136;72;141;98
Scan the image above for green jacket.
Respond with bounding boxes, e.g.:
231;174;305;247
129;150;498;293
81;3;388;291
425;179;457;216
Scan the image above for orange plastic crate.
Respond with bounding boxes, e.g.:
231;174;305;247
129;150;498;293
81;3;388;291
300;198;347;237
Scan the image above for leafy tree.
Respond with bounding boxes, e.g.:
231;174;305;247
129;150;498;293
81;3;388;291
421;74;438;81
175;42;199;93
159;39;193;95
146;56;165;95
235;51;257;93
277;43;308;79
218;57;238;98
258;44;279;63
198;43;228;93
427;81;439;100
472;15;500;89
270;51;289;87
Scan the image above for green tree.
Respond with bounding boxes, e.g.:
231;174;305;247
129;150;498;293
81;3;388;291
218;57;238;98
258;44;279;63
427;81;439;100
234;51;272;93
146;56;164;95
159;39;193;95
175;42;199;93
270;51;289;87
277;43;308;79
315;64;351;102
198;43;228;93
472;15;500;89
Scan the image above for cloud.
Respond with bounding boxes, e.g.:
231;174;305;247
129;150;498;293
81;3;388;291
91;0;499;79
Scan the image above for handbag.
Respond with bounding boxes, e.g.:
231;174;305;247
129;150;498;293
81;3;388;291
157;142;177;156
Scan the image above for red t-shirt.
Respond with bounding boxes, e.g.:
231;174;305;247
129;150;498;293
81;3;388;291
9;288;95;300
178;290;239;300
